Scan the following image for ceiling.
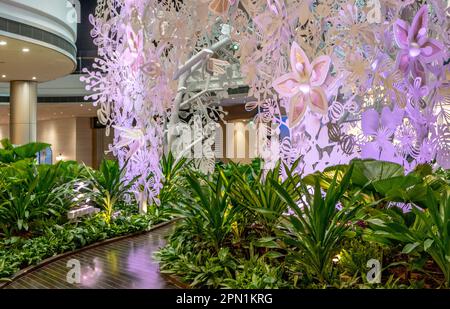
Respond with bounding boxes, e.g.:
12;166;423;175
0;34;76;83
0;102;97;125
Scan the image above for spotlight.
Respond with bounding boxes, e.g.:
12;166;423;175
32;77;37;80
1;75;5;78
0;41;7;46
22;48;30;53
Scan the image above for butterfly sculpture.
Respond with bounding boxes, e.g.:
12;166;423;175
272;42;331;128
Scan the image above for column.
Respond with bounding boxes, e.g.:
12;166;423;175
10;81;37;145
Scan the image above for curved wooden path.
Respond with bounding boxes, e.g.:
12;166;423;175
2;223;176;289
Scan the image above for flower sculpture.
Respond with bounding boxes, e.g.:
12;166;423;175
361;106;405;164
123;26;145;72
113;126;146;160
85;0;450;205
393;5;444;80
272;42;331;128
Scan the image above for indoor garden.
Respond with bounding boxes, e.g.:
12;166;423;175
1;0;450;293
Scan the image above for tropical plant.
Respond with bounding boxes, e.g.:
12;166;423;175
85;159;137;224
336;238;388;283
366;188;450;287
158;152;189;207
305;159;448;209
229;160;287;233
0;160;77;236
0;138;50;163
176;168;240;251
221;243;291;289
274;163;363;282
218;158;262;185
156;232;239;288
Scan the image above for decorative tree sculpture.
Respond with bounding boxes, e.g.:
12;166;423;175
84;0;449;211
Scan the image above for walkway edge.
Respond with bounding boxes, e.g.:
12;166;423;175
0;219;178;289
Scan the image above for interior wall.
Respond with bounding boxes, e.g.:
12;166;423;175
93;127;114;169
0;124;8;140
1;117;97;165
75;117;93;166
225;119;252;164
38;118;77;162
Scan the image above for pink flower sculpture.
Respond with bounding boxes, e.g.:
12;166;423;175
393;5;444;80
272;42;331;128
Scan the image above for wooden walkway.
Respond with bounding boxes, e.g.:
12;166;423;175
3;223;176;289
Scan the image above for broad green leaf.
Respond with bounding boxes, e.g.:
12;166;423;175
254;237;279;248
424;239;434;251
343;230;357;238
366;218;386;226
402;242;420;254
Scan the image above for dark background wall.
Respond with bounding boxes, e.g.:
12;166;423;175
76;0;98;58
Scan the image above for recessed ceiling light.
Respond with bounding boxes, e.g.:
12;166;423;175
80;104;83;107
32;77;37;80
22;48;30;53
0;41;7;46
1;75;5;78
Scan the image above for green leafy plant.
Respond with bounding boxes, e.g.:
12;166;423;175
218;158;262;185
176;169;240;251
367;188;450;287
86;159;137;224
230;160;287;233
221;244;290;289
306;159;448;209
0;138;50;163
158;152;189;207
336;238;388;285
0;160;77;236
274;163;362;282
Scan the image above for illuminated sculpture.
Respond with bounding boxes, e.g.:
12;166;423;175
84;0;449;209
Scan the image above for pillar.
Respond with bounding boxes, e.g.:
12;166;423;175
10;81;37;145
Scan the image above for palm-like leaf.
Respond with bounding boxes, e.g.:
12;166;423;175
0;160;79;235
366;188;450;287
85;160;137;223
229;160;288;232
177;169;239;251
273;163;362;282
159;152;189;207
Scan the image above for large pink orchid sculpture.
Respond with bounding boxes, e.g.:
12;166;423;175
272;42;331;128
393;5;444;80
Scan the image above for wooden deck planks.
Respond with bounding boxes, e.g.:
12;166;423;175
4;223;176;289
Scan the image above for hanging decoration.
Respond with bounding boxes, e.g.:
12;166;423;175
84;0;449;209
